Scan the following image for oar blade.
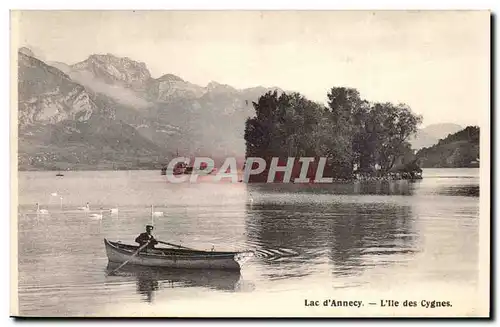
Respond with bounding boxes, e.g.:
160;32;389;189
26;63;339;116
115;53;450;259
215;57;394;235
106;241;150;276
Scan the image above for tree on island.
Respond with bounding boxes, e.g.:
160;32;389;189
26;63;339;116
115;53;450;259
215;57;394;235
244;87;423;180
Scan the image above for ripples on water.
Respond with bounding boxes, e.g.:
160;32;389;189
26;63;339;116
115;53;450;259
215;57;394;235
16;168;480;316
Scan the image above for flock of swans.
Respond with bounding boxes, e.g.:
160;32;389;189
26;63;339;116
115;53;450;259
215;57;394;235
32;191;254;223
74;202;110;220
33;192;164;223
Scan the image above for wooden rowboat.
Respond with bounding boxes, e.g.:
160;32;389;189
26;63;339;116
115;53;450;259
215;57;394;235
104;239;242;271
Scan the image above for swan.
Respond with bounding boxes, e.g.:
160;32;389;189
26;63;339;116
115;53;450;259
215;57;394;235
78;202;90;211
89;210;103;220
109;207;119;214
36;203;49;214
50;192;58;197
151;205;164;217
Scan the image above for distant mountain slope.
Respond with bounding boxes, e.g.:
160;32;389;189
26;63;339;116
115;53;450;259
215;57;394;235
409;123;463;149
416;126;479;168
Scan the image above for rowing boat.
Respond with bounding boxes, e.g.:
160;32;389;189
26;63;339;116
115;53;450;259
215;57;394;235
104;238;242;271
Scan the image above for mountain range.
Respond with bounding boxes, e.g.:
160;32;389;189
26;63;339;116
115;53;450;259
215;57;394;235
409;123;463;149
17;47;463;170
17;48;283;170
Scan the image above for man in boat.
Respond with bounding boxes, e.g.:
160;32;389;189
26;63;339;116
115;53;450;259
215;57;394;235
135;225;159;251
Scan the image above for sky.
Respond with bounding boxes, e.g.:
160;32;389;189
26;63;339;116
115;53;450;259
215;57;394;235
12;10;490;127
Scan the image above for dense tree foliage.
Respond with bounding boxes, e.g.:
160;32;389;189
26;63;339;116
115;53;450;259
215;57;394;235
244;88;423;178
416;126;479;168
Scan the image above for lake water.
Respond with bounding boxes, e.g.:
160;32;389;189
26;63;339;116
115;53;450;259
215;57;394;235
15;168;484;317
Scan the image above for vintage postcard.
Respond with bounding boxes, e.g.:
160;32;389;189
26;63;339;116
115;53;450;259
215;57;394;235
10;10;490;317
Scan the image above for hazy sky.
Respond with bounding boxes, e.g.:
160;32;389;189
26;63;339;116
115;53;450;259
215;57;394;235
13;10;489;127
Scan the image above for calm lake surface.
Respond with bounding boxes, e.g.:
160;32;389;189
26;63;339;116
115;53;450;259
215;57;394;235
16;168;482;317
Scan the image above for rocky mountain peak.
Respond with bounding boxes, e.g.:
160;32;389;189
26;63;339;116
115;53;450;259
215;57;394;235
155;74;205;101
157;73;185;83
206;81;237;93
71;53;152;90
19;47;35;57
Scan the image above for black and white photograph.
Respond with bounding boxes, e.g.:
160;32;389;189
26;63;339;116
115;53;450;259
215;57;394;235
10;10;490;317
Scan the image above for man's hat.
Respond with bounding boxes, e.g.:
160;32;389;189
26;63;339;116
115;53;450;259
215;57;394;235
146;225;154;229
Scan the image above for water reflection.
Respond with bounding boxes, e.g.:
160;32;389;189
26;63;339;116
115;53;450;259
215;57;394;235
245;201;418;280
436;185;479;197
247;180;415;196
106;263;242;303
353;180;415;195
327;205;417;277
136;276;160;303
244;203;322;280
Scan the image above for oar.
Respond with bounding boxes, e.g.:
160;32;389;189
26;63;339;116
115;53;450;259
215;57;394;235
157;240;196;251
107;241;150;276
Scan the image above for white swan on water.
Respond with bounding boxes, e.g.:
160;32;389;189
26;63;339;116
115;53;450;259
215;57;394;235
89;210;103;220
151;205;164;217
36;203;49;214
109;207;119;214
78;202;90;211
